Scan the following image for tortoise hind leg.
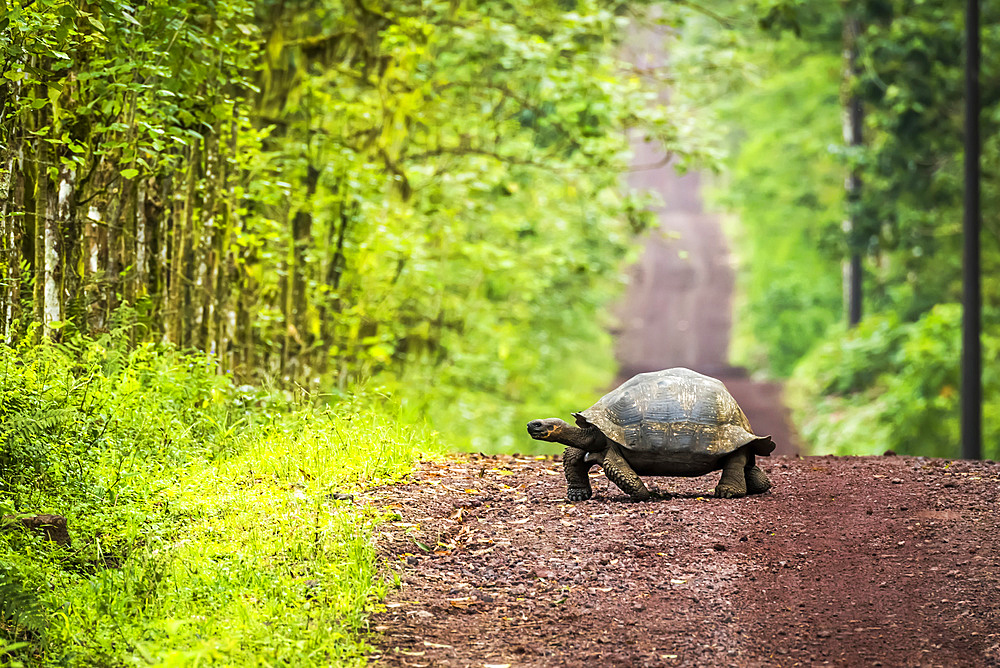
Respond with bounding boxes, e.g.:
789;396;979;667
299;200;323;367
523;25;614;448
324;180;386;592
715;447;749;498
601;445;652;501
742;452;772;495
563;446;596;501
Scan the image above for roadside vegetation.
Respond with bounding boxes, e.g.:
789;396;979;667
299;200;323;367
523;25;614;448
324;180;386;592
0;329;438;665
678;1;1000;460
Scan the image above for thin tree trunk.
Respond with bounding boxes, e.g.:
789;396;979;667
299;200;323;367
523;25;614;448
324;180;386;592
43;165;74;339
7;157;24;344
152;173;172;336
0;152;14;341
105;182;126;322
85;203;104;331
195;134;219;352
136;178;148;298
285;163;319;377
122;180;138;312
236;240;257;380
33;137;48;337
842;11;863;327
212;123;236;369
318;193;352;371
167;146;198;346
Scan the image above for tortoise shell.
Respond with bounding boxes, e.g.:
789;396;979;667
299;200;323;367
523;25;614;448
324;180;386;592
574;368;770;459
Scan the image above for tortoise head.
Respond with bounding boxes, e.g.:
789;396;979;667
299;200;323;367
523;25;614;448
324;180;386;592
526;418;569;442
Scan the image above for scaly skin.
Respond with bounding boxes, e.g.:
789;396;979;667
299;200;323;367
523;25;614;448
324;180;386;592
562;446;595;501
715;448;749;498
746;465;772;494
601;445;652;501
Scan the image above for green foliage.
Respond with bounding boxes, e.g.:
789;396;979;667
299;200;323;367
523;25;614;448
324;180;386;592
789;305;1000;459
674;18;843;376
0;336;437;666
677;1;1000;457
0;0;718;455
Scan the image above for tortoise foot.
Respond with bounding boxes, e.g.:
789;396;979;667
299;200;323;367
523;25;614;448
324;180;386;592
746;466;772;494
567;487;592;502
714;483;747;499
628;489;653;502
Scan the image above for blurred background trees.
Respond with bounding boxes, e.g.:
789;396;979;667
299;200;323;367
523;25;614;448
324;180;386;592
2;0;995;457
679;0;1000;458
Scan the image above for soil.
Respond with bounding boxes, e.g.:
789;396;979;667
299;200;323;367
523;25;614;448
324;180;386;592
366;454;1000;667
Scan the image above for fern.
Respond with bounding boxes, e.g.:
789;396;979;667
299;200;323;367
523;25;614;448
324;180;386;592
0;563;45;641
1;407;77;442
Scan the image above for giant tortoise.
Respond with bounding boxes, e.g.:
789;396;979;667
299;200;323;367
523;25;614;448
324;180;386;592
527;367;775;501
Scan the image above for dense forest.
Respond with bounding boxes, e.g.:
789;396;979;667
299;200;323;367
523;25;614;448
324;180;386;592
2;0;997;664
678;0;1000;459
0;0;712;452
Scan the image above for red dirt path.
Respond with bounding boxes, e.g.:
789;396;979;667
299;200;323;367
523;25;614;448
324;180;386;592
367;454;1000;667
364;152;1000;667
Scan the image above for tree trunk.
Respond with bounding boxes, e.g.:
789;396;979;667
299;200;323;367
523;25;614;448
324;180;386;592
152;173;173;337
0;153;14;342
318;193;352;371
104;180;128;323
167;145;198;346
285;163;319;377
842;11;863;327
135;178;148;299
44;165;74;339
33;136;48;337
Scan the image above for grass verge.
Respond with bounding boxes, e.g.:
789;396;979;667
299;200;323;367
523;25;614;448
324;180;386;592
0;337;439;666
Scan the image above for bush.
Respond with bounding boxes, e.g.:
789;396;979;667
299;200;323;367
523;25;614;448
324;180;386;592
789;304;1000;459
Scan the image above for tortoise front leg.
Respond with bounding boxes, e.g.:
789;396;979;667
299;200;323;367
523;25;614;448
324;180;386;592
715;447;749;498
600;444;652;501
563;446;596;501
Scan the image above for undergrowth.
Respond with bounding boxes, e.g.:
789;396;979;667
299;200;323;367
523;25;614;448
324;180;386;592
787;304;1000;459
0;333;438;666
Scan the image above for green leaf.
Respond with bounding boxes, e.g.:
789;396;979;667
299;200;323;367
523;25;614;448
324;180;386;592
120;11;142;26
121;168;139;179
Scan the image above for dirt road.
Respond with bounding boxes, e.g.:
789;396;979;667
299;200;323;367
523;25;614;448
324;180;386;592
368;454;1000;667
615;15;798;453
364;142;1000;668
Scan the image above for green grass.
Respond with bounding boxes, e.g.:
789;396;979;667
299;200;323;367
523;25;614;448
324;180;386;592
0;338;439;667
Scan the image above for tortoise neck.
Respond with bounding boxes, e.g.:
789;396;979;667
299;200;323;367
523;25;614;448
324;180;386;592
562;424;607;452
